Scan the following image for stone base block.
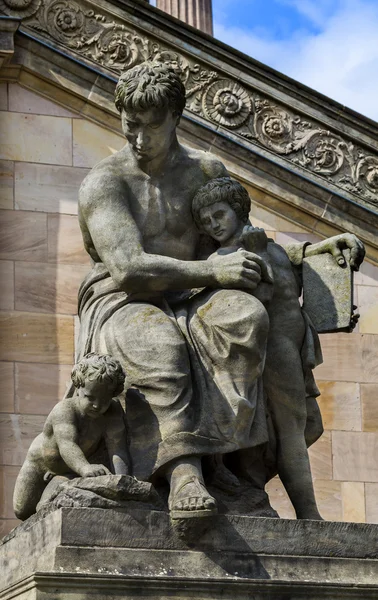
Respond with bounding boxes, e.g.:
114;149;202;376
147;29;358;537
1;508;378;599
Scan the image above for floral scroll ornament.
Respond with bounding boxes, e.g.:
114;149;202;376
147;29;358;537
82;27;143;70
300;133;345;177
357;156;378;196
254;101;297;154
202;79;252;129
0;0;40;17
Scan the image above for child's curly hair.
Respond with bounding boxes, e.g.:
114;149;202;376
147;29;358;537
71;353;126;397
192;177;251;230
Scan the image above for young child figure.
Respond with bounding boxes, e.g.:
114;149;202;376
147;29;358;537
13;353;130;521
192;177;322;520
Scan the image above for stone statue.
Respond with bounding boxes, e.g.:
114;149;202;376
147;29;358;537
14;61;363;525
73;61;364;521
13;353;129;520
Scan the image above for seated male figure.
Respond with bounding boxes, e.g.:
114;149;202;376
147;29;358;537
77;61;365;520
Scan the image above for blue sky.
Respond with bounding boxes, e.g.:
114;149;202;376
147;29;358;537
151;0;378;122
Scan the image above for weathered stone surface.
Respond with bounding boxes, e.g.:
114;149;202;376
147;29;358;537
0;311;74;364
0;210;47;262
71;60;366;526
37;475;163;512
333;431;378;482
0;362;14;413
15;261;89;314
8;83;77;118
0;260;14;311
0;112;72;165
10;61;367;532
14;162;89;215
15;363;72;415
317;381;361;432
1;508;378;599
72;119;124;168
0;16;19;69
0;160;13;209
302;253;354;332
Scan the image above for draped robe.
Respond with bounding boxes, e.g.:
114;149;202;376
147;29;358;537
74;242;322;481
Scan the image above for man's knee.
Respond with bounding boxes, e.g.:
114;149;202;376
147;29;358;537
197;289;269;337
111;302;190;386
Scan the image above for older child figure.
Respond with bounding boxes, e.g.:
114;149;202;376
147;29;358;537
192;178;323;520
13;353;130;520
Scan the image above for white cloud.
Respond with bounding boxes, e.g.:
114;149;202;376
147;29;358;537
214;0;378;122
277;0;340;27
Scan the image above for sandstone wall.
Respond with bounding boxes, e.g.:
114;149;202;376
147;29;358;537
1;82;377;535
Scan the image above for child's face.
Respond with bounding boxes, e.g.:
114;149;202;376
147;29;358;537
199;201;240;245
77;379;114;418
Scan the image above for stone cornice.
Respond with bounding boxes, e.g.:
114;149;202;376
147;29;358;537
0;15;20;67
1;0;378;214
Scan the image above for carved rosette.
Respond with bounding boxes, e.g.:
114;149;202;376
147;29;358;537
202;79;252;128
253;101;296;153
45;0;84;42
0;0;40;18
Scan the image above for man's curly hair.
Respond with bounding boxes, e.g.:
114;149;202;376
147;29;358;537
115;61;186;116
71;353;126;397
192;178;251;230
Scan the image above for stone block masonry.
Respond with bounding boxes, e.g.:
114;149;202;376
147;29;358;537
1;508;378;599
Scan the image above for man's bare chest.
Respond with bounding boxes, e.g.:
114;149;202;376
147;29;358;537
128;177;196;240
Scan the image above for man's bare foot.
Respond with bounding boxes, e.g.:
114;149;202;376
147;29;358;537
169;475;217;519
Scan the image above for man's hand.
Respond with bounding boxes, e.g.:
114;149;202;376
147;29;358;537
81;464;112;478
211;249;273;290
305;233;365;271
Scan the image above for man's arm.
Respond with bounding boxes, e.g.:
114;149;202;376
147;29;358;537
79;166;262;293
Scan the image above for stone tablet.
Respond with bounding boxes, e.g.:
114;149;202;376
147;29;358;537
302;251;354;333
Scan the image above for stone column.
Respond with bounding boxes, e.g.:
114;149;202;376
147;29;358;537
156;0;213;36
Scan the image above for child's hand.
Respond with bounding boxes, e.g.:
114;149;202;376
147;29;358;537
241;226;268;253
82;464;111;478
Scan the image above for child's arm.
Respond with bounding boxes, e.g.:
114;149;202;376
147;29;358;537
104;401;131;475
51;404;110;477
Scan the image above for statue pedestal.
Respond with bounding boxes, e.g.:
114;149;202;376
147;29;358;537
1;507;378;599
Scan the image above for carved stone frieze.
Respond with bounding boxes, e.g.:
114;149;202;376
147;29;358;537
0;0;40;18
2;0;377;209
202;79;252;129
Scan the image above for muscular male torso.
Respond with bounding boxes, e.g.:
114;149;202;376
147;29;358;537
79;143;227;264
